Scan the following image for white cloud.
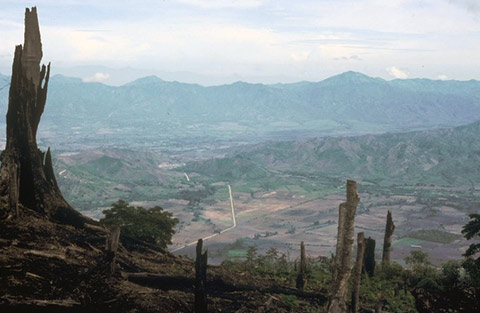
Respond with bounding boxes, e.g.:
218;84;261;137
437;74;449;80
83;72;110;82
1;1;480;82
291;51;310;62
297;0;480;35
448;0;480;14
43;27;151;64
334;55;362;61
386;66;408;79
176;0;268;9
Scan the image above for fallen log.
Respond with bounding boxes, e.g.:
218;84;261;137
0;296;81;313
25;272;45;280
22;299;80;307
24;250;65;261
83;223;108;234
124;272;328;301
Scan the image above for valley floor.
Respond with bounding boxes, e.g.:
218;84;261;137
167;186;472;266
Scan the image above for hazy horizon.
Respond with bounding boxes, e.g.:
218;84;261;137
2;67;479;88
1;0;480;85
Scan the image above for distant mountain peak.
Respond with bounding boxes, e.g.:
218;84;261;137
50;74;83;84
339;71;367;77
323;71;384;84
126;75;164;86
231;81;251;86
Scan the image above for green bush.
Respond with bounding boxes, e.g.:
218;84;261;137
360;262;415;313
101;200;178;249
281;295;298;309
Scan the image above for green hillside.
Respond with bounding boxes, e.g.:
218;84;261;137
51;121;480;213
2;72;480;151
183;121;480;187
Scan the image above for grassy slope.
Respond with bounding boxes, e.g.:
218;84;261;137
183;120;480;188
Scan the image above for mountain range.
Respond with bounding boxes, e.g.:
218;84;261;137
1;71;480;150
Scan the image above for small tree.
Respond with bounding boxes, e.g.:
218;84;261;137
278;253;289;274
405;250;438;291
101;200;179;249
246;246;258;266
462;213;480;291
405;250;430;268
462;213;480;261
266;247;279;275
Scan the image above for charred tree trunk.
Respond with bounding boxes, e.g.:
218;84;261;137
296;241;307;290
7;163;20;217
326;180;360;313
105;226;120;275
363;237;376;277
351;232;366;313
0;7;84;226
195;239;208;313
382;211;395;263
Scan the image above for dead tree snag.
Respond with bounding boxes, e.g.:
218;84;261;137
105;226;120;275
351;232;365;313
195;239;208;313
326;179;360;313
363;237;376;277
382;211;395;263
296;241;307;290
0;7;84;226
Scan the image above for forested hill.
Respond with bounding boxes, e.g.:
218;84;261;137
1;71;480;141
183;120;480;187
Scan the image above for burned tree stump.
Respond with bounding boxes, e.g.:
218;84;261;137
296;241;307;290
7;163;20;217
351;232;366;313
363;237;376;277
0;7;84;226
195;239;208;313
382;211;395;263
105;226;120;275
326;180;360;313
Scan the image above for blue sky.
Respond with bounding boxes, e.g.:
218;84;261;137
1;0;480;85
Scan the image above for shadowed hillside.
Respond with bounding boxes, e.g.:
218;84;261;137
1;71;480;152
183;120;480;187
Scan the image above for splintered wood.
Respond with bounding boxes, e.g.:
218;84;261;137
0;7;84;226
326;180;360;313
105;226;121;275
351;232;366;313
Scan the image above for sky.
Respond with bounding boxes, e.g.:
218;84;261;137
1;0;480;85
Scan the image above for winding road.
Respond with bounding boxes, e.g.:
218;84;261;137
170;184;237;253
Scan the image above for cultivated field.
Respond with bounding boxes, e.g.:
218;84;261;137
165;186;472;265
